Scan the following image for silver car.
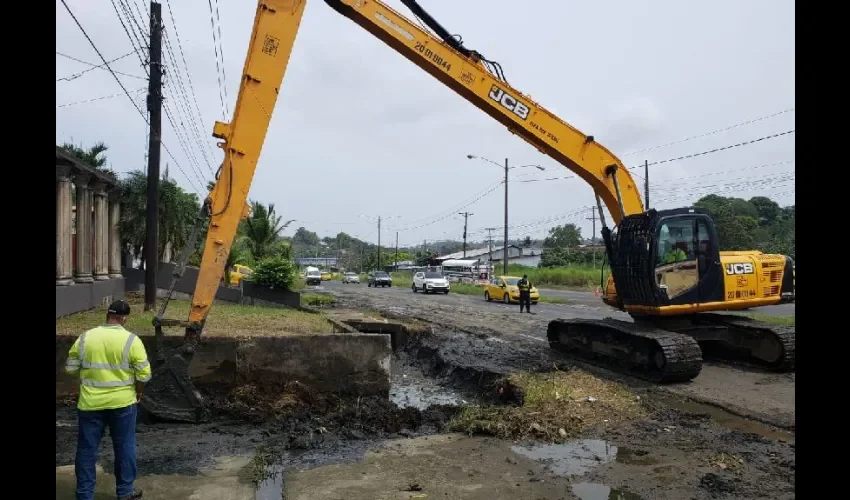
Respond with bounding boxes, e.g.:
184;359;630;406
342;272;360;284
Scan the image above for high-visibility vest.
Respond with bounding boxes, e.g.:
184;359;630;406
664;248;687;264
65;325;152;411
518;280;531;291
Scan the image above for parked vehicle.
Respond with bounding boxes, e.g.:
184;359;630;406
305;269;322;286
367;271;392;287
342;272;360;284
229;264;253;286
412;271;450;294
483;276;540;304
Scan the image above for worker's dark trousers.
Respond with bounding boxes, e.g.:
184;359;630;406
76;404;137;500
519;291;531;312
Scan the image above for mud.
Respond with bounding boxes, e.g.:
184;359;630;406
56;282;795;499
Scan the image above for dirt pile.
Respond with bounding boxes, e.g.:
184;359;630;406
449;368;646;442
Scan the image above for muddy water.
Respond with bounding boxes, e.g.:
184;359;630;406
652;393;795;441
511;439;618;476
510;440;646;500
572;482;644;500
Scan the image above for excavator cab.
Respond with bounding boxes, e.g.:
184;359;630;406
603;207;726;312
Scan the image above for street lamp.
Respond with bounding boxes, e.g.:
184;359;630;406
466;154;545;275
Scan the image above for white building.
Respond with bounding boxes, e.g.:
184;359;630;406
434;245;545;268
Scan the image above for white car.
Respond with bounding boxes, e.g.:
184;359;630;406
342;272;360;284
412;271;450;294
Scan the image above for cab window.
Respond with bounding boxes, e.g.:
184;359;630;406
656;219;695;265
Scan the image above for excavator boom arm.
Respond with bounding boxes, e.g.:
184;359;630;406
189;0;643;327
324;0;644;219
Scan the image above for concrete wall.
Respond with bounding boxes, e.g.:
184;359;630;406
56;333;392;398
56;278;125;319
122;262;301;307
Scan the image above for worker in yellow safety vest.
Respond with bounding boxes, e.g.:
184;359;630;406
65;299;151;500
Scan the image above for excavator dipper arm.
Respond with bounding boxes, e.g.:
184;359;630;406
187;0;307;331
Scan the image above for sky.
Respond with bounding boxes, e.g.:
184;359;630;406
56;0;795;249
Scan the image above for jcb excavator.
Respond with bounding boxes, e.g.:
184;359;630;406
141;0;795;423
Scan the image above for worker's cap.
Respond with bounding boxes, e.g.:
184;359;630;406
523;274;528;278
107;299;131;316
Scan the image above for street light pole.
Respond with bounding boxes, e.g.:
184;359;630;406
466;154;544;276
503;157;509;275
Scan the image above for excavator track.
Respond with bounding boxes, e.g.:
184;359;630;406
547;318;703;383
658;313;795;372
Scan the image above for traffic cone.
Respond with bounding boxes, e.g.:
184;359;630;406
594;287;600;296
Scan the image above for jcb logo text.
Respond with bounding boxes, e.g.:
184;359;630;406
725;263;754;275
488;85;530;120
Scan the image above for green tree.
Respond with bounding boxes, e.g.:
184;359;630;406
293;226;320;246
117;170;201;268
543;223;582;249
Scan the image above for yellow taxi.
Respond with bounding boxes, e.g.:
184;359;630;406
229;264;253;286
484;275;540;304
321;271;332;281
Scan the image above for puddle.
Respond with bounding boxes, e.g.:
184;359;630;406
390;369;465;410
254;466;284;500
56;457;256;499
658;394;795;441
572;482;645;500
510;439;618;477
616;447;659;466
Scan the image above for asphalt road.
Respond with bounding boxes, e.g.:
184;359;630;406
319;281;795;318
317;279;796;429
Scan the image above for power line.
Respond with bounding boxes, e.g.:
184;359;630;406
162;29;215;175
56;87;146;108
163;0;219;167
621;108;795;157
206;0;229;119
59;0;202;194
514;131;795;184
56;50;138;81
107;0;148;73
636;130;795;169
56;51;146;80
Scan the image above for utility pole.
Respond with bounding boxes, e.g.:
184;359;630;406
144;1;163;311
644;159;650;209
485;227;496;276
586;207;597;269
459;212;474;257
503;157;509;275
395;231;399;270
377;216;382;270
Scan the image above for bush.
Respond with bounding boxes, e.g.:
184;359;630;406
249;256;298;290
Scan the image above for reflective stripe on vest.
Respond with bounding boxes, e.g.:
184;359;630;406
77;328;143;388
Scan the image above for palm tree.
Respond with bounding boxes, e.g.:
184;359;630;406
242;201;295;261
59;141;116;177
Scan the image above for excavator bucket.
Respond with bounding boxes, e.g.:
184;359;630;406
139;330;210;423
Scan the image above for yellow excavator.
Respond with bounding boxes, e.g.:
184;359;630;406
141;0;795;423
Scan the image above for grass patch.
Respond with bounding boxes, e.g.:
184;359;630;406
390;271;412;287
450;368;645;442
301;293;336;307
747;314;795;326
56;295;335;337
506;264;607;290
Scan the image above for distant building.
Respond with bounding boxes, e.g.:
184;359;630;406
434;245;545;268
295;257;338;267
